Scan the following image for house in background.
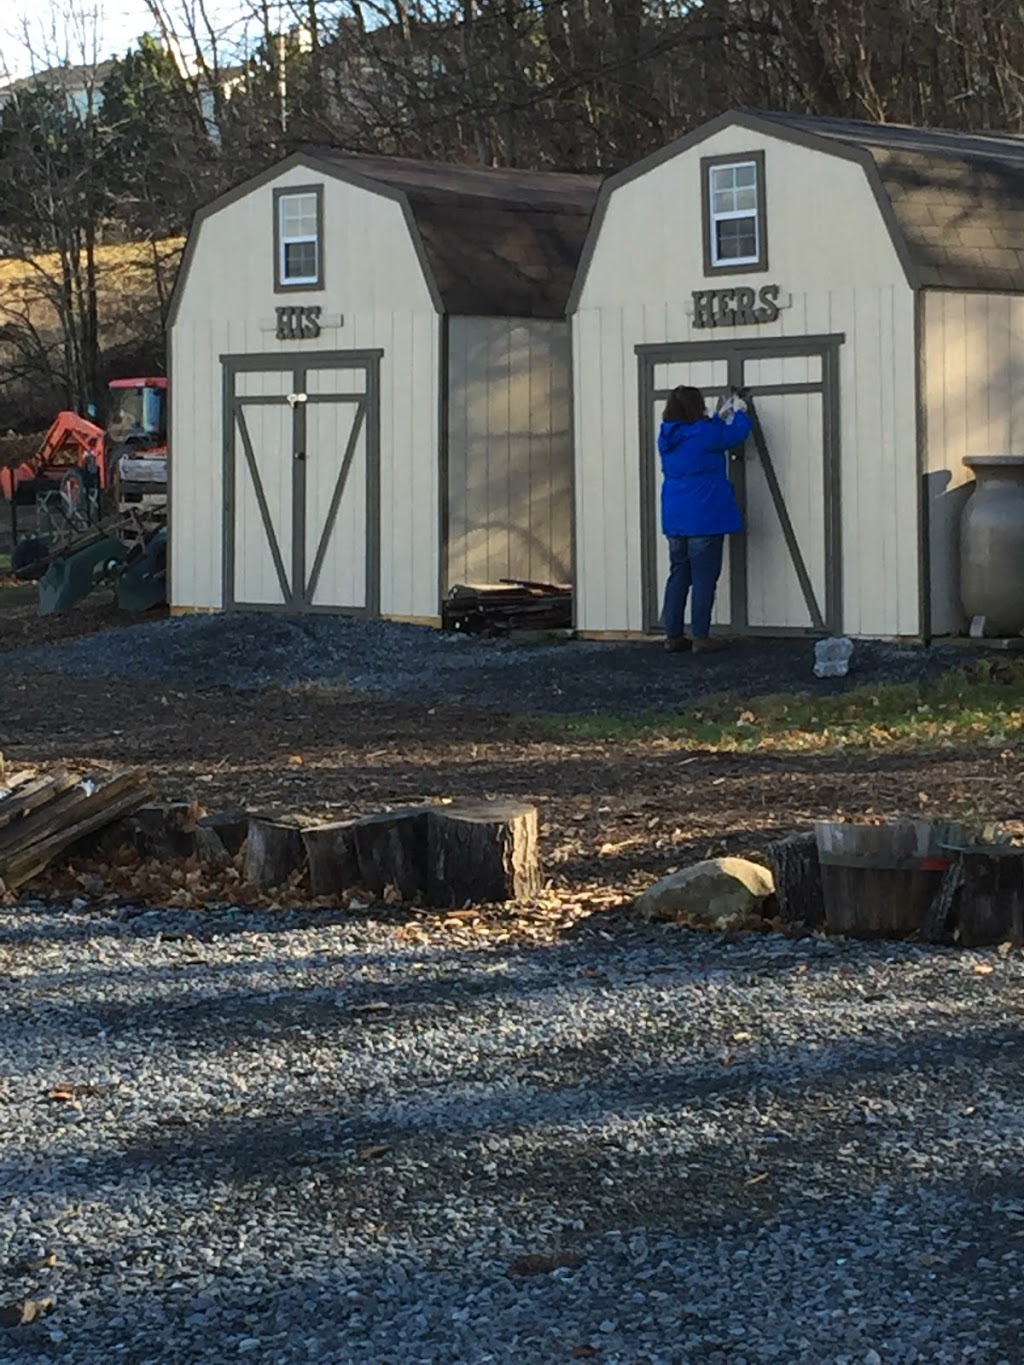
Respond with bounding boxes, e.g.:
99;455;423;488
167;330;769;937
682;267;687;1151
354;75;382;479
167;150;597;621
569;109;1024;641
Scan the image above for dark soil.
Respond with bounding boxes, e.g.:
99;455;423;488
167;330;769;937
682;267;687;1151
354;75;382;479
0;601;1019;908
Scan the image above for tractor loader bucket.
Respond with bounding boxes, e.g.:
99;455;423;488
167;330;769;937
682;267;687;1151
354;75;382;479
38;535;127;615
116;528;167;613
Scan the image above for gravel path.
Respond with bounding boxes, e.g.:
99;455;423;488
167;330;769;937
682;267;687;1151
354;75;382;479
3;902;1024;1364
1;613;963;714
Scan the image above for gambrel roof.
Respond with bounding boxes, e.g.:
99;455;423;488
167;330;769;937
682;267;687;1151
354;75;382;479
569;109;1024;308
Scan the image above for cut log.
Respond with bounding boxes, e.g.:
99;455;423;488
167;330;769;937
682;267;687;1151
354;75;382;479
353;808;429;900
196;810;250;869
302;820;360;897
118;802;204;860
956;848;1024;948
766;831;823;930
427;802;541;908
243;814;309;890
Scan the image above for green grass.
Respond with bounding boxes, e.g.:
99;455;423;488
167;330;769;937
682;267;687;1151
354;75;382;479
530;659;1024;754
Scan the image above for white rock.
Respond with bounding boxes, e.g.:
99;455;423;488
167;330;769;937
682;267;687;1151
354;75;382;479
635;857;775;925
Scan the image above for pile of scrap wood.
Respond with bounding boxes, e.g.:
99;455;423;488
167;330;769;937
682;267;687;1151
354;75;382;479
442;579;572;635
0;763;153;893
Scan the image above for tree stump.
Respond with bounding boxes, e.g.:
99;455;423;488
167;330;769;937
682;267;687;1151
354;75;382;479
243;814;309;890
766;831;824;930
956;848;1024;948
113;802;204;860
196;810;250;869
427;802;541;907
302;820;360;897
353;809;429;899
920;860;964;944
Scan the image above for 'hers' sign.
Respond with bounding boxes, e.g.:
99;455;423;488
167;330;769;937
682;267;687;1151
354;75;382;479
692;284;781;329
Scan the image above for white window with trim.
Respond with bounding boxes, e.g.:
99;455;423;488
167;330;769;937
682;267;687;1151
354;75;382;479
277;189;321;288
707;158;763;269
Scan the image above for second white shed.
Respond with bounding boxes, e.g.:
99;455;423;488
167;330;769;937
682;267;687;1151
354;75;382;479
168;152;597;620
569;110;1024;640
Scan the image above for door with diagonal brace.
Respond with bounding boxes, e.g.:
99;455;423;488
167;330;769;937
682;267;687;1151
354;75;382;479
223;352;381;612
637;335;843;635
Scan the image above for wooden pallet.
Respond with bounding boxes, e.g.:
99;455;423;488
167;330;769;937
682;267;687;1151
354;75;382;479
0;765;153;892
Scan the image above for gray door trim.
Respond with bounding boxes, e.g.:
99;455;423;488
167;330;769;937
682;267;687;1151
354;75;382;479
221;349;383;613
638;335;844;635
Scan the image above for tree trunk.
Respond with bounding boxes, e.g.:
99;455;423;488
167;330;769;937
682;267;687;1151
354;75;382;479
303;819;360;897
243;814;308;889
767;831;823;930
196;810;250;868
353;808;429;900
956;848;1024;948
427;802;541;907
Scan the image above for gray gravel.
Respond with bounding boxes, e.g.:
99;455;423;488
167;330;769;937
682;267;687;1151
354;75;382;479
2;613;964;713
3;902;1024;1363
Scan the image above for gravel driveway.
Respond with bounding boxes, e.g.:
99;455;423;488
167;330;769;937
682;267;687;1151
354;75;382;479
1;612;963;714
3;901;1024;1364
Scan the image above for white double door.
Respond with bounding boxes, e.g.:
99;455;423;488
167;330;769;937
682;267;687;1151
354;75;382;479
224;354;380;612
642;340;840;634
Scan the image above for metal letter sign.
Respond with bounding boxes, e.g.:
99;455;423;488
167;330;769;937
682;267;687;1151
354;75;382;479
275;305;322;340
691;284;781;329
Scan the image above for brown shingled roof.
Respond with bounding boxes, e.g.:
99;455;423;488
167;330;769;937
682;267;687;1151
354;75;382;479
308;149;600;317
754;112;1024;291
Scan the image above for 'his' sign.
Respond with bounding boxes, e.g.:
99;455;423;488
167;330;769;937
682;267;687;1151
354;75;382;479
275;305;322;340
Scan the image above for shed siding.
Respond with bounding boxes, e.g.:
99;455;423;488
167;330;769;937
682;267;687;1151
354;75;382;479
445;318;572;587
573;125;919;638
170;162;438;618
922;290;1024;636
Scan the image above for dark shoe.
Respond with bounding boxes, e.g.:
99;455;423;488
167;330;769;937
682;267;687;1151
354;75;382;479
692;636;728;655
664;635;692;653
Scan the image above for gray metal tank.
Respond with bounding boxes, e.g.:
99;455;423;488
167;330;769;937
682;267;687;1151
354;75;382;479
960;455;1024;636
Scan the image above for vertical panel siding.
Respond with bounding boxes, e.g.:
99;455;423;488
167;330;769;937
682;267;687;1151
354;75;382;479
445;318;572;587
573;127;918;637
923;290;1024;635
170;164;438;617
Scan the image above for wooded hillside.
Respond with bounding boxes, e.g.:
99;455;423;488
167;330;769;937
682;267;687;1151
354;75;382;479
3;0;1023;432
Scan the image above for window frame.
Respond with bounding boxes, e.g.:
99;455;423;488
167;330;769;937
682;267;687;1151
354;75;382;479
273;184;324;292
701;151;768;276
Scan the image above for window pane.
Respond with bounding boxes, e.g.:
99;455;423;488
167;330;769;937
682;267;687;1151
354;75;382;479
710;165;736;194
716;217;757;260
711;187;737;214
281;193;318;237
735;187;757;211
284;240;318;280
735;163;757;188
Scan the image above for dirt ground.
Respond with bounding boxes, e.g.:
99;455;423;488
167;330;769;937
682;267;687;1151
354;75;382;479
2;594;1022;913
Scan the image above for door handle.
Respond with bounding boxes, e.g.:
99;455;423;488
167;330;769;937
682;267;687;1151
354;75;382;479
294;450;305;462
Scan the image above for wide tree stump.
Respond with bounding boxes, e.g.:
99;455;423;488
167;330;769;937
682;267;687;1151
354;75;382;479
243;814;309;890
767;831;823;930
303;820;360;897
196;810;250;869
110;802;204;860
427;802;541;907
353;809;429;899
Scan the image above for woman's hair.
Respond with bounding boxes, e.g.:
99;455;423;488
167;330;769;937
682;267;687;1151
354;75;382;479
662;386;708;424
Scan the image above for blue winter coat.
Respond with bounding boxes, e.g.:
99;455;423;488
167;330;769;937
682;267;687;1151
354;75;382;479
658;411;751;537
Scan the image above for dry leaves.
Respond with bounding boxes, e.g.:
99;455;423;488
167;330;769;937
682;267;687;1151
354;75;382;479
47;1082;113;1103
357;1144;393;1160
0;1298;54;1328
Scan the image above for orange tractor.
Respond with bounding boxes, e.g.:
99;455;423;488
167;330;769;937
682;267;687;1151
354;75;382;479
1;377;167;577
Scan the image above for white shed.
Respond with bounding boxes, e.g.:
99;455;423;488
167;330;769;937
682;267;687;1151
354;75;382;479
167;152;597;620
570;110;1024;640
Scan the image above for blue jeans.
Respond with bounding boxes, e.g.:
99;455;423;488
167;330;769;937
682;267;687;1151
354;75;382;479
663;535;725;639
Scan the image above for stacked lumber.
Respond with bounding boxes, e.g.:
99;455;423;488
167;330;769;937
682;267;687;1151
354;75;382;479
442;579;572;636
0;766;153;893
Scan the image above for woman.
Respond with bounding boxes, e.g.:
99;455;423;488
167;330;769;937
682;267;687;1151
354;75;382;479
658;385;751;654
